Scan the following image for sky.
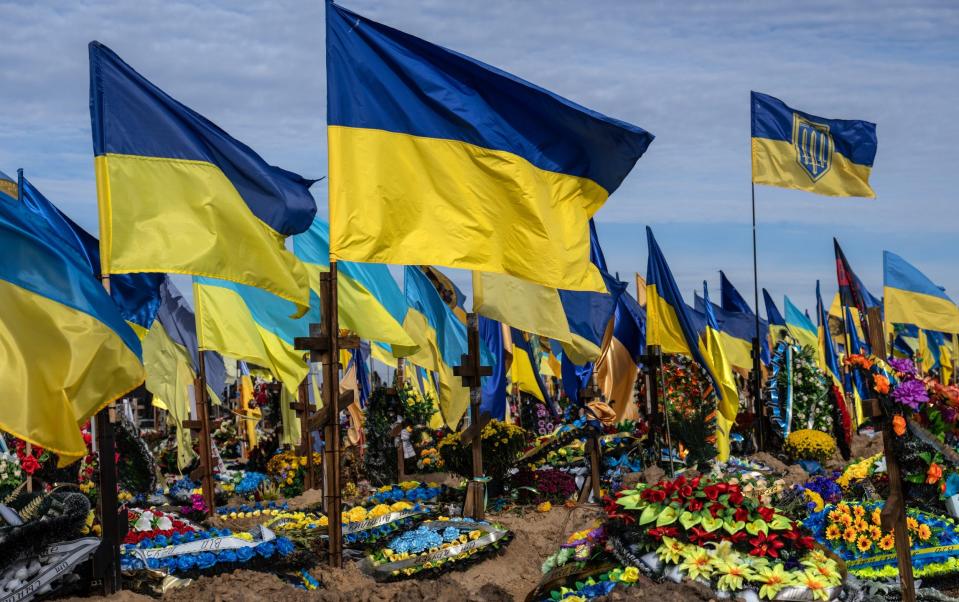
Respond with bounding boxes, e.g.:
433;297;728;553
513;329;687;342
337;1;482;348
2;0;958;316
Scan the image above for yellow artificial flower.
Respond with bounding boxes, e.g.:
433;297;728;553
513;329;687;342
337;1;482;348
714;559;753;592
856;535;872;553
868;526;882;541
853;505;866;519
843;527;857;543
872;507;882;526
907;517;919;531
825;525;841;541
798;570;830;602
620;566;639;583
918;524;932;541
878;534;895;551
753;564;795;600
854;518;869;533
657;537;685;565
679;549;714;581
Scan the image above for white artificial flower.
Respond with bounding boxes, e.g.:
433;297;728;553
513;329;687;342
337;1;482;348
133;516;152;532
156;516;173;530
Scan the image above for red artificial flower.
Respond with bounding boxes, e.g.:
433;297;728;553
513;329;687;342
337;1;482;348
728;491;745;506
690;476;702;489
647;526;679;541
82;432;92;447
688;526;717;545
757;506;775;522
749;532;784;558
679;485;694;499
729;530;750;544
704;485;721;501
20;455;40;475
708;502;725;518
642;488;667;503
734;507;750;523
686;498;704;512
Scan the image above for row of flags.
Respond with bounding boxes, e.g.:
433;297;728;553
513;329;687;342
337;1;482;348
2;0;957;469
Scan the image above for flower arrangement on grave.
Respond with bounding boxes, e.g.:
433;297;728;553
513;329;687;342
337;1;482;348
359;517;512;580
0;452;24;499
805;500;959;580
180;494;209;522
438;420;528;483
785;346;834;434
266;450;322;498
120;526;296;574
364;481;442;505
661;355;717;469
510;468;578;505
416;447;444;472
125;508;197;545
363;386;405;484
784;429;837;464
212;420;242;459
606;475;841;600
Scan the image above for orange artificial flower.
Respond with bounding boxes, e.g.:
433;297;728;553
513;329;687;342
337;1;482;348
927;463;943;485
892;415;907;437
873;374;890;395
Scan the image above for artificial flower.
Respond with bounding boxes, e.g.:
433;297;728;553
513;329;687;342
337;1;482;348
678;548;714;581
753;564;794;600
927;463;943;485
892;414;906;436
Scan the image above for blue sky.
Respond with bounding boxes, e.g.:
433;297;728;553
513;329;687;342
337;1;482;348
2;0;957;316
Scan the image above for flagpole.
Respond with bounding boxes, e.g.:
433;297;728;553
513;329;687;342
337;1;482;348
750;182;766;451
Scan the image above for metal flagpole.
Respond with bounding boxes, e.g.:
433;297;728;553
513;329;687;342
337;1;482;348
750;181;766;451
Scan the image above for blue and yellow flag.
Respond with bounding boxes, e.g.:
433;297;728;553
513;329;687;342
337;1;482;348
293;217;417;356
326;3;653;292
695;292;759;373
701;282;742;461
784;295;820;352
0;169;15;198
816;281;843;388
884;251;959;333
473;220;625;364
404;266;472;427
719;271;770;364
0;191;144;464
763;288;787;342
89;42;316;310
596;291;646;421
194;277;315;395
479;316;508;421
17;171;163;335
510;328;552;407
751;91;877;198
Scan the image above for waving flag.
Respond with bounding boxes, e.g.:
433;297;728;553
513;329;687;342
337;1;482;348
89;42;315;310
751;91;877;198
0;193;143;464
293;217;417;356
326;2;653;291
884;251;959;333
763;288;787;342
595;292;646;421
784;295;819;352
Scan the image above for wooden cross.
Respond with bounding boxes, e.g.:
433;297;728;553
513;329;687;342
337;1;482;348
577;375;605;504
291;264;357;567
863;305;916;602
452;313;492;519
182;375;217;514
289;379;317;490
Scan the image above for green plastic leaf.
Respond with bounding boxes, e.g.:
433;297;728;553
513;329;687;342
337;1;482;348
745;520;769;536
616;494;644;510
679;511;701;530
701;516;723;533
723;519;745;535
656;506;679;527
769;514;792;531
639;505;661;525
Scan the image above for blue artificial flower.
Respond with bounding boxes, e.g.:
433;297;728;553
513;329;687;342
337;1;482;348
236;546;254;562
171;532;182;545
138;538;153;549
218;549;238;564
154;535;168;547
196;552;217;569
175;555;196;572
276;538;295;555
256;542;276;558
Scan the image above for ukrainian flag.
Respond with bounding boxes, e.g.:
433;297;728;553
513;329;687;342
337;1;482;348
479;316;508;421
884;251;959;334
645;227;739;460
404;266;473;427
816;281;843;388
510;329;552;406
763;288;788;343
293;217;417;356
89;42;316;310
0;188;144;465
595;291;646;421
473;220;625;364
784;295;820;352
326;2;653;292
193;276;317;394
695;290;766;373
16;171;164;337
751;92;877;198
0;169;15;198
719;271;770;364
